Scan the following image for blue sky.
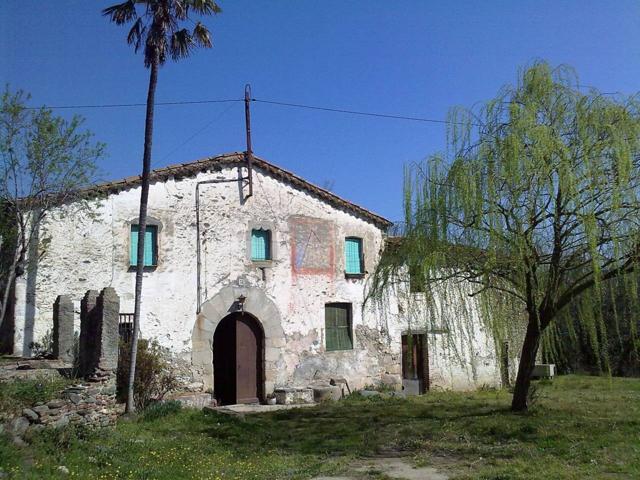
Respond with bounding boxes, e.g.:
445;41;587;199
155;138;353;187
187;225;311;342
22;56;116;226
1;1;639;221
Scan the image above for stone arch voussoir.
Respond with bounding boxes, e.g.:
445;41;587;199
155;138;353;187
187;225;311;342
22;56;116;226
191;285;285;393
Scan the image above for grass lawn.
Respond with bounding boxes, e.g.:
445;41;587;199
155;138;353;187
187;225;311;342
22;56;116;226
1;375;639;479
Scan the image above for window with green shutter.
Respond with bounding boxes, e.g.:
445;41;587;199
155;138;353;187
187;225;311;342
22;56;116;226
325;303;353;351
345;237;364;276
251;229;271;261
130;224;158;267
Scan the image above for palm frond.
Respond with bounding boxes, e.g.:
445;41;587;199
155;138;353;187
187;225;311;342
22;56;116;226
173;0;189;21
127;17;147;52
105;0;217;67
170;28;194;60
185;0;221;16
102;0;138;25
192;22;212;48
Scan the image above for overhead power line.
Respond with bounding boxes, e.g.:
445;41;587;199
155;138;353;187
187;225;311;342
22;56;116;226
251;98;459;126
27;96;475;126
27;99;243;110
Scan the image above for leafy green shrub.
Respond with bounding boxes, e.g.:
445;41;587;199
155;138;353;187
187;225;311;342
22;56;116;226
117;339;178;410
141;400;182;421
28;330;54;358
0;375;70;418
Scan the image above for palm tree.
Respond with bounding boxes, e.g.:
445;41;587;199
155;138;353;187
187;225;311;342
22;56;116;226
103;0;220;413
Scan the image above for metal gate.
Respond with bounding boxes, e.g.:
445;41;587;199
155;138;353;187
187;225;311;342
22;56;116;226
118;313;134;343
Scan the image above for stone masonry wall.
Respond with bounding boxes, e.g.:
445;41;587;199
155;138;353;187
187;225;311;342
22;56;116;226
3;381;123;446
13;160;506;393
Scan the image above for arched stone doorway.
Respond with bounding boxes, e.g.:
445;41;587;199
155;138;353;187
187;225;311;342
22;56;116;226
191;284;286;400
213;312;264;405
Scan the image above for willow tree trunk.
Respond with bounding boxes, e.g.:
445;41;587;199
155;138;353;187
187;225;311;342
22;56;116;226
0;248;20;337
126;51;159;414
0;217;24;338
511;318;542;412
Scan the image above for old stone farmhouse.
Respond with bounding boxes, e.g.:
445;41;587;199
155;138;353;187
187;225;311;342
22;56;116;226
6;152;505;404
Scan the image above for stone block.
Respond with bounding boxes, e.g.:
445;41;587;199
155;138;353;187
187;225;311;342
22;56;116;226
274;387;314;405
166;392;214;409
79;288;120;379
47;400;66;409
22;409;38;422
270;337;286;348
52;416;70;429
402;379;423;396
53;295;75;363
265;347;281;362
66;392;82;404
312;386;342;402
96;288;120;372
79;290;99;377
8;417;29;436
33;405;50;416
532;364;555;379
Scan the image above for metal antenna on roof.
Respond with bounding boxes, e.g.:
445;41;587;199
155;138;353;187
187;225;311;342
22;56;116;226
244;84;254;198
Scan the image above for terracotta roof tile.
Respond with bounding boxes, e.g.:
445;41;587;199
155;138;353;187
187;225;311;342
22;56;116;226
81;152;391;229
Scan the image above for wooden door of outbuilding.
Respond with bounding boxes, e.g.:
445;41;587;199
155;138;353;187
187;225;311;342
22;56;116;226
401;333;429;393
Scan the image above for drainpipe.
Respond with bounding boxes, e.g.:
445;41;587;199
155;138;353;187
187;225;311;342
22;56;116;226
195;173;251;313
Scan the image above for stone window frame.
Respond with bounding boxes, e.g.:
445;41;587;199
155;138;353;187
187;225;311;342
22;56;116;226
247;221;276;267
127;216;163;272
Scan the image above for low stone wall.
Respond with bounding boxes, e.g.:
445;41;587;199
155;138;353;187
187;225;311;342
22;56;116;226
2;287;125;445
3;382;123;444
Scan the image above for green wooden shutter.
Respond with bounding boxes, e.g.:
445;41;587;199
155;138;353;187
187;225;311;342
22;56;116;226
251;229;271;261
144;226;157;266
130;225;157;267
130;225;139;266
325;304;353;351
345;238;363;274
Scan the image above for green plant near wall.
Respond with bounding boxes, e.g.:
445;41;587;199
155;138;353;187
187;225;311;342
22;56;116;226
116;339;178;410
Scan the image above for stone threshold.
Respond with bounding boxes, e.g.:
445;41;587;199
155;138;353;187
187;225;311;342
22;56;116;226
207;403;317;416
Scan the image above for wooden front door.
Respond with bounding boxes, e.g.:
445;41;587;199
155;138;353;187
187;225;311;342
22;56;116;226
401;333;429;393
213;313;263;405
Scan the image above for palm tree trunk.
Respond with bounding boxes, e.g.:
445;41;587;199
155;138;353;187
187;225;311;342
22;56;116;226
511;316;542;412
126;50;159;413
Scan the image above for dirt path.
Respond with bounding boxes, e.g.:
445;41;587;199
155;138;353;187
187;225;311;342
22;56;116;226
312;456;449;480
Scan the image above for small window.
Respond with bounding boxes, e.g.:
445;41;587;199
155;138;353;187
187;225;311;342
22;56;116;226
344;237;364;276
251;229;271;261
130;225;157;267
325;303;353;351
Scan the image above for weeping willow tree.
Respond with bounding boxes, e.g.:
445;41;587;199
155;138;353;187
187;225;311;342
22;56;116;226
371;62;640;412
